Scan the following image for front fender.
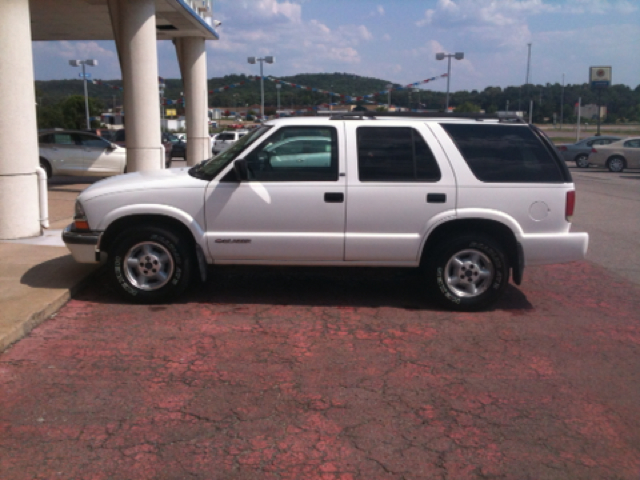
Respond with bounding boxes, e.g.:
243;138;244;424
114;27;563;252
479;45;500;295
96;204;207;244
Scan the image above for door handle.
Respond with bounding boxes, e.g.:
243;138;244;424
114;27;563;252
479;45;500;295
324;192;344;203
426;193;446;203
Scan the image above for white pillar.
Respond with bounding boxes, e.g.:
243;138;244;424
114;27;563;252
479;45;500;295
0;0;40;239
175;37;209;166
111;0;163;171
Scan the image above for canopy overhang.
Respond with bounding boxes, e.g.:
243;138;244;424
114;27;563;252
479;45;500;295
30;0;219;41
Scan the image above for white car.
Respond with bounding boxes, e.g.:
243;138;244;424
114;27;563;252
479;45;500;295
39;129;126;178
63;113;588;311
587;137;640;172
212;130;249;154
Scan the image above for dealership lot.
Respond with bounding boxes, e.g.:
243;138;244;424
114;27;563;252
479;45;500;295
0;165;639;479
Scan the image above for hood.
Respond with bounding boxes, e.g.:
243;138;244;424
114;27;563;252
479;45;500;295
79;167;208;202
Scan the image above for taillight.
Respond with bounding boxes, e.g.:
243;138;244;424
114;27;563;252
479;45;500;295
565;191;576;222
557;146;567;151
591;148;597;153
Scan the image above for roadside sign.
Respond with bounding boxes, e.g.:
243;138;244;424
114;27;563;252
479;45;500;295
589;66;611;88
166;109;177;117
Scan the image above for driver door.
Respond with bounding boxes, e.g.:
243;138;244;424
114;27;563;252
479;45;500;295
204;125;346;262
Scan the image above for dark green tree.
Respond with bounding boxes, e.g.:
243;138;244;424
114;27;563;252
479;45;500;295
455;101;482;113
61;95;104;129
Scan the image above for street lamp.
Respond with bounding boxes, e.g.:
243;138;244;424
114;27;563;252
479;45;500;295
158;77;165;129
248;55;275;120
69;59;98;129
386;83;393;111
435;51;463;111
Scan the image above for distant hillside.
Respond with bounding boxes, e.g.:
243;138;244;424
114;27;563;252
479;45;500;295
34;73;640;123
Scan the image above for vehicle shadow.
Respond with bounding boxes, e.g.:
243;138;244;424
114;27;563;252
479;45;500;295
74;264;533;312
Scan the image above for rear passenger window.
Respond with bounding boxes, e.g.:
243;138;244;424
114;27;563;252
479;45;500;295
357;127;441;182
441;124;564;183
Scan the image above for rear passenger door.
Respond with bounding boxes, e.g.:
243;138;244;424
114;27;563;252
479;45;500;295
343;123;456;263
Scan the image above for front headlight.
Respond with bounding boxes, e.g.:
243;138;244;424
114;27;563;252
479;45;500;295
73;200;90;230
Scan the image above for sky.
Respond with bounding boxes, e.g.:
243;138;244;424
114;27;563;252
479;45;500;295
32;0;640;95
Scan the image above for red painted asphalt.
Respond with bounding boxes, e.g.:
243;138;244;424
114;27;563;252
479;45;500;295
1;261;639;479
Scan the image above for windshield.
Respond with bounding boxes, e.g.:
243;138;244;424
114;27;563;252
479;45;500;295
188;125;272;180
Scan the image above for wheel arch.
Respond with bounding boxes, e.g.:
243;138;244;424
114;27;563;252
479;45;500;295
39;156;53;177
100;214;199;262
421;218;523;285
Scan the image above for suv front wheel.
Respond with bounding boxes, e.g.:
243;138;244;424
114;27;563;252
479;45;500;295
425;235;509;311
107;226;193;303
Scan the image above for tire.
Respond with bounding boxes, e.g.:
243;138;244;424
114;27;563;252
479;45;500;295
107;226;193;303
606;156;625;173
425;235;509;311
574;153;589;168
39;158;52;179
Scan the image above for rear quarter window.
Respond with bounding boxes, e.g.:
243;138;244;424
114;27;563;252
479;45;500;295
441;124;565;183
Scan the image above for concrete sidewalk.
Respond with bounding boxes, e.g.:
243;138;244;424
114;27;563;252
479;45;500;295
0;177;100;352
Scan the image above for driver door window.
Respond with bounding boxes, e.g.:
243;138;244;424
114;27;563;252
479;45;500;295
244;127;338;181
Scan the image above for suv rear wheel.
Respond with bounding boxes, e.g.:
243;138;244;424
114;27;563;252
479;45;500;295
108;226;193;303
425;235;509;311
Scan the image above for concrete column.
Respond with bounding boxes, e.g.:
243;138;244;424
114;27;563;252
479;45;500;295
0;0;40;239
111;0;163;171
175;37;209;166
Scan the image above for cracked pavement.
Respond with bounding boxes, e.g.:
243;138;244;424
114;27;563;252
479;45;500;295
1;261;639;479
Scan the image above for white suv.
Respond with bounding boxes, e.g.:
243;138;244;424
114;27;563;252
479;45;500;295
212;130;249;154
63;113;588;310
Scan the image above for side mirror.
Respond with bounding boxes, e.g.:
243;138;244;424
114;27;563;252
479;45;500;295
108;143;118;150
234;159;249;181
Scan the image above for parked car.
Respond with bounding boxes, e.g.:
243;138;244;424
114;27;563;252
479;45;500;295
96;129;117;142
212;130;249;154
114;129;173;168
62;113;588;311
587;137;640;172
556;136;622;168
38;129;126;178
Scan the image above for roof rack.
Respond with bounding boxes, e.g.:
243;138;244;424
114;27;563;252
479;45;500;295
320;111;526;123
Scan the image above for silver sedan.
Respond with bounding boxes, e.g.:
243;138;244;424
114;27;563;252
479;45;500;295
556;135;622;168
588;137;640;172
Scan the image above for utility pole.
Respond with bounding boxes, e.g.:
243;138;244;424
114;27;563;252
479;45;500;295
560;73;564;130
525;43;532;85
525;43;532;120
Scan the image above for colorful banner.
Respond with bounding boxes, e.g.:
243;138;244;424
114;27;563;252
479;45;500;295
91;73;447;108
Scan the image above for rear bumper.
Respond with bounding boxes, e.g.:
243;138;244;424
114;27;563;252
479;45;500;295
62;225;103;264
521;232;589;266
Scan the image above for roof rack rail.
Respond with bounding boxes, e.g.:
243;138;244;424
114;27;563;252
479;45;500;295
320;111;526;123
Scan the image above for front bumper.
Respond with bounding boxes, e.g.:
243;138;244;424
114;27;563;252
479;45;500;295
62;224;103;264
521;231;589;266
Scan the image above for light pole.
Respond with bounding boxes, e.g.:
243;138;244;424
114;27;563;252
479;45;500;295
158;77;165;130
413;88;420;111
69;59;98;129
248;56;274;120
436;52;463;111
386;83;393;111
560;73;565;130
